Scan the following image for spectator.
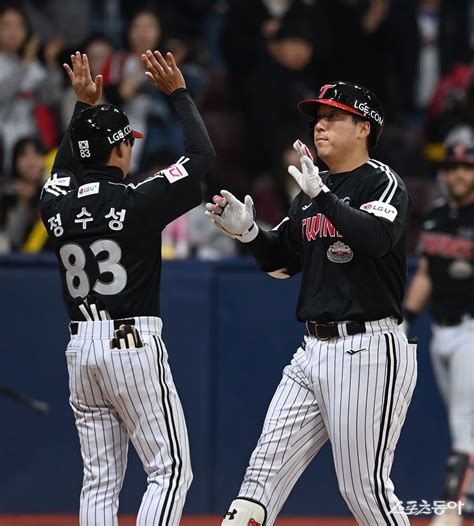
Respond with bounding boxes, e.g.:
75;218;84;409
318;0;391;107
427;66;474;143
220;0;326;181
388;0;473;125
253;139;305;229
102;8;207;174
3;137;47;251
24;0;92;49
414;0;442;111
0;4;63;171
101;8;163;173
141;151;235;260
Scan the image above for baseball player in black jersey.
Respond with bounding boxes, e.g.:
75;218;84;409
206;82;416;526
40;51;214;525
404;141;474;526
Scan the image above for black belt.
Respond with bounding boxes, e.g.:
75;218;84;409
434;313;472;327
306;321;366;341
70;318;135;335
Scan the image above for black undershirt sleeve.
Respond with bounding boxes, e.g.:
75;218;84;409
170;88;215;178
52;101;91;176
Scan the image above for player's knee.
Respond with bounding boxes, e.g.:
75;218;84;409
442;450;473;501
337;484;359;508
221;498;267;526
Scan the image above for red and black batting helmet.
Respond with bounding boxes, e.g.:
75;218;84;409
439;140;474;168
298;81;385;148
70;104;144;165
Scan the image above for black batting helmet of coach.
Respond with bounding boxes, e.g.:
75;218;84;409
70;104;144;165
298;81;385;148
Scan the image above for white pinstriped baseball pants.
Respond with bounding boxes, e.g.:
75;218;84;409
66;317;192;526
430;318;474;455
239;317;417;525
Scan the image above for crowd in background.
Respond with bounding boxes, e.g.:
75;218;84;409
0;0;472;257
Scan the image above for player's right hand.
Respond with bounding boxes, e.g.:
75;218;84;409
141;50;186;95
205;190;259;243
63;51;103;106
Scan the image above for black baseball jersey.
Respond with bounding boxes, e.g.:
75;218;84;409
419;200;474;322
41;89;214;320
249;160;410;323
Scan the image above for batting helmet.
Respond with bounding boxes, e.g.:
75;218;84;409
440;140;474;168
70;104;143;165
298;81;385;148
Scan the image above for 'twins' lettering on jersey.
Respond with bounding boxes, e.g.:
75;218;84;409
249;160;410;323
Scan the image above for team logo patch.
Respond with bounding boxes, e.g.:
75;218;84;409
360;201;398;222
161;162;189;184
49;174;71;187
78;182;100;198
327;241;353;263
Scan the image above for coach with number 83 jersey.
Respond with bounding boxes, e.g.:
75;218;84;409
40;50;214;526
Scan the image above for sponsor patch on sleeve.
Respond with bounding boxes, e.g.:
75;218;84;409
161;163;190;184
51;176;71;187
360;201;398;222
42;173;71;197
78;182;100;198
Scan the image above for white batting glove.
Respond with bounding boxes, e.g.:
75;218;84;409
205;190;258;243
288;139;325;199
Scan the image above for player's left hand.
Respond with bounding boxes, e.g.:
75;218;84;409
288;139;324;199
110;324;143;349
141;50;186;95
64;51;103;106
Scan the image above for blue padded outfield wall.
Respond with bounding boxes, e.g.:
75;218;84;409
0;255;448;515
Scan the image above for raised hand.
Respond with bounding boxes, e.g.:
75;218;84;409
141;50;186;95
288;139;324;199
45;37;64;68
63;51;103;106
22;35;40;64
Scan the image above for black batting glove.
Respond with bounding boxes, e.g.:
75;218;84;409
110;324;143;349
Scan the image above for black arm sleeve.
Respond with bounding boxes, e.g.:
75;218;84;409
248;229;291;268
247;215;302;276
134;88;215;229
314;191;392;257
52;101;91;176
170;87;215;174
